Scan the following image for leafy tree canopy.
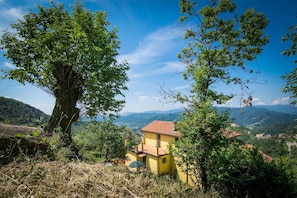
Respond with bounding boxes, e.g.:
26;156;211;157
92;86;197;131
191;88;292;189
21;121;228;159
0;1;129;144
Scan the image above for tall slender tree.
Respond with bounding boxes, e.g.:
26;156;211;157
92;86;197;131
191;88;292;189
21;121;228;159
172;0;268;192
0;1;129;145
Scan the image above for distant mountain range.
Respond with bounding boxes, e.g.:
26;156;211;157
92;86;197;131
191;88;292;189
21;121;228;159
224;106;296;128
115;105;297;130
254;105;297;115
0;96;296;131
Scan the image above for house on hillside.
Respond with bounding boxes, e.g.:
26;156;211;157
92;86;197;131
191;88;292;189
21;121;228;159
126;121;178;176
125;120;244;185
256;133;271;139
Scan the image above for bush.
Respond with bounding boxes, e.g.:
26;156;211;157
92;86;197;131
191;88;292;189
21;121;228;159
73;121;139;162
209;142;297;198
47;130;76;161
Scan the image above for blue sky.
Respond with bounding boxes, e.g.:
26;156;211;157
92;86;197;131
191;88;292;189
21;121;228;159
0;0;296;115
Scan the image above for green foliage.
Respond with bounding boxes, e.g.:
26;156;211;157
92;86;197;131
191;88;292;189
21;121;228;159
31;130;41;137
281;23;297;105
0;1;129;145
276;157;297;182
282;68;297;106
171;103;230;188
0;96;49;126
234;123;297;159
174;0;269;192
73;121;139;162
46;131;76;161
254;122;296;136
209;142;297;198
14;133;27;138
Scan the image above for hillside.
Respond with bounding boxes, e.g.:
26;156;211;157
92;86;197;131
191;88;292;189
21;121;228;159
227;106;296;129
259;105;297;115
0;96;49;126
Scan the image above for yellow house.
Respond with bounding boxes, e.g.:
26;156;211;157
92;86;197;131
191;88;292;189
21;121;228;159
126;120;249;186
126;121;179;176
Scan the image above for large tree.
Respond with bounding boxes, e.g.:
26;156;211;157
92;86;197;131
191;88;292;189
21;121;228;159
172;0;268;192
0;1;129;145
281;23;297;105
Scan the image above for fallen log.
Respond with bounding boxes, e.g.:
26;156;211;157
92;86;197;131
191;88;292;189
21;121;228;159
0;124;48;165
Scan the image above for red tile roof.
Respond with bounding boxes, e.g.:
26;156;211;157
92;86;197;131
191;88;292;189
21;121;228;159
242;143;274;162
141;120;180;137
223;129;242;139
141;120;241;139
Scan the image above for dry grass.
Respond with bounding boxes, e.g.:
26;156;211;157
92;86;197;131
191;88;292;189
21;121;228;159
0;160;209;198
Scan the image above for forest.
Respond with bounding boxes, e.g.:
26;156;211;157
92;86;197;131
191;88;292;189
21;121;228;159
0;97;49;126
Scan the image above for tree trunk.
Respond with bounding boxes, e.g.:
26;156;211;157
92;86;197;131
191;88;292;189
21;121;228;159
200;158;209;193
45;64;82;146
46;90;79;146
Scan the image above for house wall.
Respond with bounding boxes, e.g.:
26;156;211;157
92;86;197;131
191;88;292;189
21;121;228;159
143;132;157;147
173;157;197;186
147;155;158;175
142;132;178;176
126;151;138;166
159;154;171;175
170;156;177;175
146;154;171;175
160;135;175;152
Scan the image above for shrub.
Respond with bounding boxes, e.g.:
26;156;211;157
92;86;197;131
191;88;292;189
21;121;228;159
209;142;297;198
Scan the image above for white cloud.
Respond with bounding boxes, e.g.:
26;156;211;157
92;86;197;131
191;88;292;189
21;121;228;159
252;97;266;105
217;98;236;108
0;7;23;23
154;61;184;75
0;7;24;35
127;70;146;79
127;61;185;80
3;61;15;69
174;84;190;90
117;25;184;65
272;97;291;105
5;8;23;19
138;95;148;102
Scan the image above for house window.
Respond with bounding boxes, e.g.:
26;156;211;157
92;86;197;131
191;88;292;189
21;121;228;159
157;134;160;147
162;158;166;164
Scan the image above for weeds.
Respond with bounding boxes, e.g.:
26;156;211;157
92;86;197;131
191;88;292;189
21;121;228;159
0;159;208;197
